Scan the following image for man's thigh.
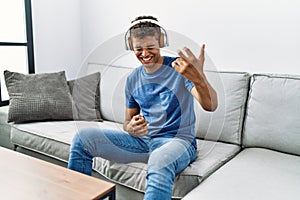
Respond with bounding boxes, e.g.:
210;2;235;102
77;128;150;163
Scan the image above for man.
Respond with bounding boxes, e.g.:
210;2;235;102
68;16;217;200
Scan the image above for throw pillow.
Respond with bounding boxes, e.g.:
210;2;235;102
67;72;103;121
4;70;74;123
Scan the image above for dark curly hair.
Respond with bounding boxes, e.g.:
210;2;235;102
129;16;161;39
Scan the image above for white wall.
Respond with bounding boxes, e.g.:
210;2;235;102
80;0;300;75
32;0;81;79
33;0;300;76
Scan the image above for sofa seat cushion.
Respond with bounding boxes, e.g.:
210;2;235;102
93;139;241;198
182;148;300;200
10;120;123;162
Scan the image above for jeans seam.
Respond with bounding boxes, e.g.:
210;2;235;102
75;135;93;175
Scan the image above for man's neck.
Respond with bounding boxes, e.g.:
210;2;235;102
144;56;164;73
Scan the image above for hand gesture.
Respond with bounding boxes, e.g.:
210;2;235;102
172;44;206;83
127;114;148;137
172;44;218;111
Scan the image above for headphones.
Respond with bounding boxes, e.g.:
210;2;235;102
125;18;169;51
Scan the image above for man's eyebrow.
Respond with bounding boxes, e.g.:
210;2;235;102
134;44;156;49
134;45;142;48
146;44;156;48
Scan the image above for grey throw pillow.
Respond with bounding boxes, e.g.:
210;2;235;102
4;70;74;123
67;72;103;121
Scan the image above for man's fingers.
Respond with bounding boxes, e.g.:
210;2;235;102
183;47;195;58
132;115;139;122
132;114;147;126
177;50;189;62
178;47;199;65
136;125;148;132
172;60;181;71
177;44;206;61
136;120;147;127
199;44;205;59
132;125;148;136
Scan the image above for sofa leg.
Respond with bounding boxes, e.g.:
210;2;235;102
13;144;18;151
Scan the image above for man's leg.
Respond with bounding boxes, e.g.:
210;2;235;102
144;138;197;200
68;128;149;175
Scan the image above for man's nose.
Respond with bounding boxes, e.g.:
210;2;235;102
141;49;149;57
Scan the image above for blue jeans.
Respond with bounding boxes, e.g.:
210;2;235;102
68;128;197;200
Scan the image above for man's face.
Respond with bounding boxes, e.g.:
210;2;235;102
131;35;162;69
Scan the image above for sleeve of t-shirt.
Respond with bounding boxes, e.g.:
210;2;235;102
125;77;139;108
185;78;194;92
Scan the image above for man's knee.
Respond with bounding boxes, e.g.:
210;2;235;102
148;150;177;173
70;132;82;149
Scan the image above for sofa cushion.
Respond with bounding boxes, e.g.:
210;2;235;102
243;74;300;155
10;120;123;162
68;72;102;121
94;64;134;123
4;70;74;123
182;148;300;200
194;71;250;145
93;139;241;198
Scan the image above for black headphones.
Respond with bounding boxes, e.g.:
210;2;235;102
124;18;169;51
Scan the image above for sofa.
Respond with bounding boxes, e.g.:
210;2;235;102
1;59;300;200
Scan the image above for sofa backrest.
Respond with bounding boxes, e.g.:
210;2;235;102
86;63;251;145
194;71;250;145
243;74;300;155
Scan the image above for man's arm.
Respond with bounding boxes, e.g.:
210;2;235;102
190;75;218;111
123;107;148;136
172;44;218;111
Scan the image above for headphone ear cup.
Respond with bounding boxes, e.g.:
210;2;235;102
127;37;133;50
159;33;165;48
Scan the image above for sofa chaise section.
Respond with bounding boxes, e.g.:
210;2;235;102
182;148;300;200
183;73;300;200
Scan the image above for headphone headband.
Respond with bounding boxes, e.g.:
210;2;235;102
129;18;162;29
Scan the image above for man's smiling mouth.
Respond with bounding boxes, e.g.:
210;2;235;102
141;56;153;63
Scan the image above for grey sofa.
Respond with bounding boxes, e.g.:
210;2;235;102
1;64;300;200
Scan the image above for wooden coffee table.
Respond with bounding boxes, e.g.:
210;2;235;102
0;147;115;200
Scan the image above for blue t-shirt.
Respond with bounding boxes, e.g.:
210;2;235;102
125;56;196;147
